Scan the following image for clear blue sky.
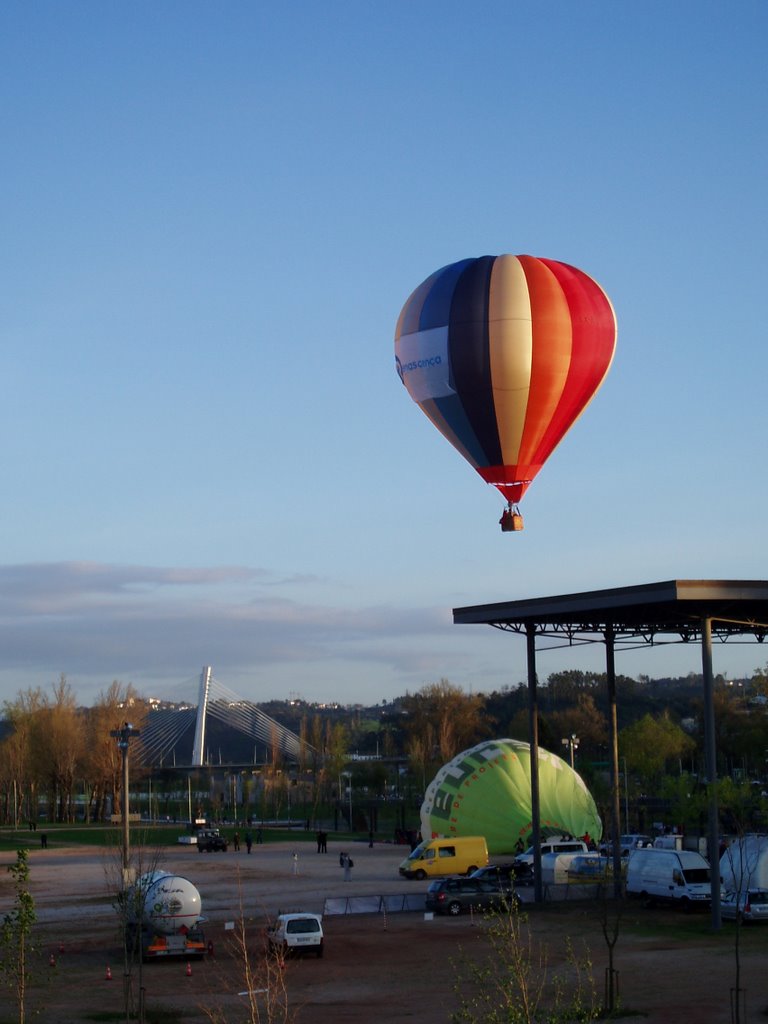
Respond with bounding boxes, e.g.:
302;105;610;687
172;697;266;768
2;1;767;708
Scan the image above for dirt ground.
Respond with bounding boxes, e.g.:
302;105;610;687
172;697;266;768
3;837;768;1023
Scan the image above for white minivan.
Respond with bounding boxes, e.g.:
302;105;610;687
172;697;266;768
266;913;324;957
626;847;716;908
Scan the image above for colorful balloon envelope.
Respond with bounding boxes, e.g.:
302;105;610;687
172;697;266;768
395;255;617;528
420;738;602;856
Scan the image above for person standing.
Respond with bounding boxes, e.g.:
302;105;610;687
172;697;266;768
245;831;253;854
342;852;353;881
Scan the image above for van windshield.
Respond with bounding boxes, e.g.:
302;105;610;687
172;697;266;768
683;868;711;884
406;843;427;861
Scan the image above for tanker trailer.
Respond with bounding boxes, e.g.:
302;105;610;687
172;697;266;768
125;871;206;961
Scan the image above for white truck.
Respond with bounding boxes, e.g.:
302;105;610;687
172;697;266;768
125;871;207;961
626;847;716;908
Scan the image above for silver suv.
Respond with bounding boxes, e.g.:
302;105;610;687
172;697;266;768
599;834;652;857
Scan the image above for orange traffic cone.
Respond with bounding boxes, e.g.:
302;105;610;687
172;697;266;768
186;961;192;977
49;953;56;967
105;965;112;981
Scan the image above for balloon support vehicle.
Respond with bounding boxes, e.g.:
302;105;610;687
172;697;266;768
124;872;207;961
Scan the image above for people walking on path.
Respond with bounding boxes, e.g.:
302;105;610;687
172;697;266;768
341;852;353;881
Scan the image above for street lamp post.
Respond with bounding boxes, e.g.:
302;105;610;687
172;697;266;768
110;722;140;888
562;734;579;770
341;771;353;830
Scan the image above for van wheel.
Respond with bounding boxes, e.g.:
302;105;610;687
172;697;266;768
466;866;478;876
641;891;653;908
415;870;427;880
679;897;691;913
447;901;462;916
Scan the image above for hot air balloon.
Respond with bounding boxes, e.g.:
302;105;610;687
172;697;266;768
420;738;602;856
394;255;617;530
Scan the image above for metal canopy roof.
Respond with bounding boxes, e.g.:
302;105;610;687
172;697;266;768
453;579;768;650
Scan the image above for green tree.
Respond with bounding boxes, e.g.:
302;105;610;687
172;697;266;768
619;712;694;788
549;692;609;757
659;773;708;834
451;907;598;1024
0;849;37;1024
749;662;768;698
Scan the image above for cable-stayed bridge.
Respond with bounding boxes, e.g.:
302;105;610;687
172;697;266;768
139;666;307;769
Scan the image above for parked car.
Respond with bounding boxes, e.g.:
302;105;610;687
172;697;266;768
266;913;324;956
425;876;519;916
599;834;653;857
196;828;228;852
470;864;517;888
721;888;768;923
513;838;589;880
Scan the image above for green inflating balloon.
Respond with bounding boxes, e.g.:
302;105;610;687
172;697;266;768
420;738;602;856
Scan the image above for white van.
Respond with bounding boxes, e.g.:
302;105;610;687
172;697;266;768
652;834;684;851
626;847;716;907
513;838;588;878
266;913;323;957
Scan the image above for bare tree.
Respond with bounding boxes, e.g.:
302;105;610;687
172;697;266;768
104;831;167;1024
201;874;295;1024
403;680;493;765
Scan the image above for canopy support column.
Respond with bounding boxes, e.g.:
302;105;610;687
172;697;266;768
526;623;543;904
702;617;721;930
604;626;623;897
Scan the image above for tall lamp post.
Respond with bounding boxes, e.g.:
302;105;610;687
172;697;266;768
110;722;140;887
341;771;353;829
562;734;579;770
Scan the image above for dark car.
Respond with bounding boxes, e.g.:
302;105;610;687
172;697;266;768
196;828;228;852
470;864;517;888
425;876;519;916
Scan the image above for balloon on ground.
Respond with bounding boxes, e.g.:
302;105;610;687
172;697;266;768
720;834;768;890
395;255;617;530
420;738;602;856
